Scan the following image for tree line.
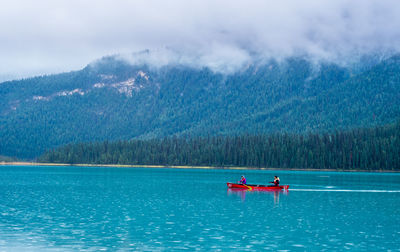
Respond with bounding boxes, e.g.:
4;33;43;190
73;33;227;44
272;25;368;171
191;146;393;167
38;121;400;170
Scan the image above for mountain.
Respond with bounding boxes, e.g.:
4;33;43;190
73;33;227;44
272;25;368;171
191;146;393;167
1;54;400;159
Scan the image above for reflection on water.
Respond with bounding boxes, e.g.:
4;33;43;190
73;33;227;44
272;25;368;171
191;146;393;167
227;189;288;205
0;166;399;251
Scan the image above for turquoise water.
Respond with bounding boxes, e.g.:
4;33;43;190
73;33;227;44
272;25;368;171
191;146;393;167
1;166;400;251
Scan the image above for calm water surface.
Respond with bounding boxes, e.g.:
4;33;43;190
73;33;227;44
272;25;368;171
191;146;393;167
1;166;400;251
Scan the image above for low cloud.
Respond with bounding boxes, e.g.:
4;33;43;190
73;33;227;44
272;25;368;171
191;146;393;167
119;45;252;74
1;0;400;78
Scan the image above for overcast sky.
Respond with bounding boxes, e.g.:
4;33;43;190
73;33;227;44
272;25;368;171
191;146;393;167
1;0;400;80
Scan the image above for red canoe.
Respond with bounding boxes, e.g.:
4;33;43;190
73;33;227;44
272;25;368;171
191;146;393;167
227;182;289;191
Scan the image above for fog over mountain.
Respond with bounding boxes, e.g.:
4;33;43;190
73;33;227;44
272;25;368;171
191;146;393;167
1;0;400;80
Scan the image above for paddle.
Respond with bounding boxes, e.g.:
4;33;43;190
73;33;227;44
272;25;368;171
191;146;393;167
243;184;253;190
268;181;280;187
237;180;253;190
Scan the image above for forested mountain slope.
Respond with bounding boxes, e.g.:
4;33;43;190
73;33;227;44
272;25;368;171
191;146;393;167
1;55;399;159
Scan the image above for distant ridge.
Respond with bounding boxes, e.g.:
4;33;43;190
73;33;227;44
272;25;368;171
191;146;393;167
1;54;400;159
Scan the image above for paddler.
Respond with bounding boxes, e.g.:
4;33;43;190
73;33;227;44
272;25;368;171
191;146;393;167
239;175;247;184
270;176;280;186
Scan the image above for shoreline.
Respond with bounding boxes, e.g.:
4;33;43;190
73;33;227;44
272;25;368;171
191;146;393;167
1;161;399;173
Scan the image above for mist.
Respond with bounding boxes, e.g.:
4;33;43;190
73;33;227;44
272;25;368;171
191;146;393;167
1;0;400;79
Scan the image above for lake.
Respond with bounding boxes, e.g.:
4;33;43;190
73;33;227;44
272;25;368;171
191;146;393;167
1;165;400;251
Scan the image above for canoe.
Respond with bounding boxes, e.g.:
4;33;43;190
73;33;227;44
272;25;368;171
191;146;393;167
227;182;289;191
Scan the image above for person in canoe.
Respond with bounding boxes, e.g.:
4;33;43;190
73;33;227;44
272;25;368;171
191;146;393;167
238;175;247;184
269;176;280;186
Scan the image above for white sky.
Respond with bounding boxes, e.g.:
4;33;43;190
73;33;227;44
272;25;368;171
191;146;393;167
1;0;400;80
